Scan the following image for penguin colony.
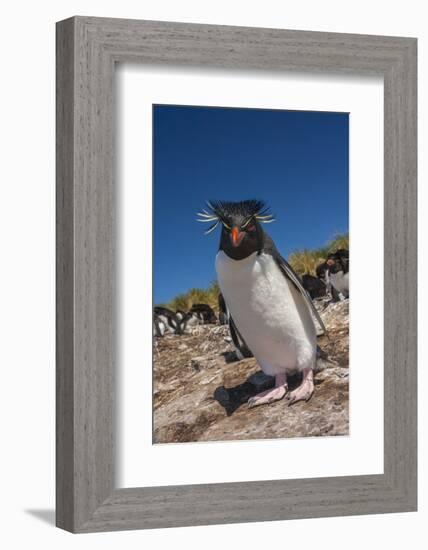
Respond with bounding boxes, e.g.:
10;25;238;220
153;304;217;337
154;199;349;408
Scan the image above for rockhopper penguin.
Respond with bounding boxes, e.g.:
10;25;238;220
198;199;326;407
326;249;349;299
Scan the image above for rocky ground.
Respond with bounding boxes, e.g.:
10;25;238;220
153;298;349;443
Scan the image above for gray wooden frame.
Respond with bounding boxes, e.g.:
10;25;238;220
56;16;417;533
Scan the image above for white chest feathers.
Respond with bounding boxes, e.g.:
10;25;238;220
330;270;349;296
215;251;316;375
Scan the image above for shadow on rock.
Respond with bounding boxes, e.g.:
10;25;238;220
214;370;276;416
214;381;258;416
214;369;327;416
221;350;241;364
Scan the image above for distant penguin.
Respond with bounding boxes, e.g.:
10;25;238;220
301;273;327;299
315;261;329;282
326;249;349;299
153;315;166;337
179;311;201;333
198;199;326;407
175;309;187;322
190;303;217;324
153;306;181;334
316;261;341;302
218;293;228;325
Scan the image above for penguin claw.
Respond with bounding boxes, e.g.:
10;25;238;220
286;383;314;406
247;386;287;408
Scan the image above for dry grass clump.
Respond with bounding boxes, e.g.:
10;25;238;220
288;233;349;275
165;281;220;312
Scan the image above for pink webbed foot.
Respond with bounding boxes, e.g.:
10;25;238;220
286;368;314;406
248;373;288;408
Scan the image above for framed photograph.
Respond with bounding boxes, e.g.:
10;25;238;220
151;104;350;445
56;16;417;532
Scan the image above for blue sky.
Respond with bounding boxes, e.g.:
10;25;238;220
153;105;349;305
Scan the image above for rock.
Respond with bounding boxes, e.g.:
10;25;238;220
222;350;241;363
153;301;349;443
190;355;219;371
190;357;204;371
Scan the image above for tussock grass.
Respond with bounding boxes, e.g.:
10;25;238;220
160;233;349;310
288;233;349;276
164;281;220;312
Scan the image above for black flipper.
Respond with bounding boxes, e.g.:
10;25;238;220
273;253;327;335
228;315;253;359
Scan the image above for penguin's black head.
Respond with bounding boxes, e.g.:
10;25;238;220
197;199;275;260
326;249;349;274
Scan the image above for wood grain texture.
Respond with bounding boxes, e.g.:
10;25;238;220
56;16;417;533
56;18;75;531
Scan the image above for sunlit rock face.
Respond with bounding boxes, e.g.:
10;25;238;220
153;300;349;444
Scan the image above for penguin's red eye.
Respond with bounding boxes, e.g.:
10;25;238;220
247;224;256;232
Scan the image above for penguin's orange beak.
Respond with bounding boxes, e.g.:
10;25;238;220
231;226;245;247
